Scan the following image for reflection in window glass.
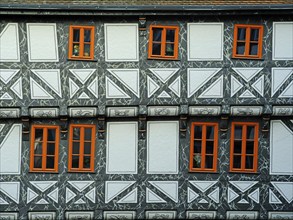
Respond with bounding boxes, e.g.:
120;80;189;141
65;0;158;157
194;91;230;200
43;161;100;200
165;44;174;56
250;29;259;41
237;28;246;40
73;29;80;42
166;29;175;42
153;28;162;42
84;29;91;42
152;43;161;55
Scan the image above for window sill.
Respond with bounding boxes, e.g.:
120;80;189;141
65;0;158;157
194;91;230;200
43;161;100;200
68;171;96;173
29;171;59;174
231;56;264;61
67;58;97;62
229;171;259;174
147;57;180;61
189;171;219;174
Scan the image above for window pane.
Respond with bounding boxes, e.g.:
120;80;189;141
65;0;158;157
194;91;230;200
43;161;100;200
83;156;91;169
47;129;56;141
46;157;55;169
152;43;161;55
250;29;259;41
165;44;174;56
72;156;79;168
249;43;258;55
34;156;42;168
194;140;202;153
152;28;162;42
206;141;214;154
166;29;175;42
237;28;246;40
47;143;55;155
193;154;201;168
72;44;80;56
194;126;202;139
35;129;43;141
84;29;91;42
205;156;213;169
73;29;80;42
34;142;42;155
234;126;242;139
245;156;254;169
246;141;254;154
233;156;241;168
247;126;255;139
236;42;245;55
206;126;214;139
73;142;80;154
73;127;80;140
84;128;92;140
84;142;91;154
84;44;90;57
234;141;242;154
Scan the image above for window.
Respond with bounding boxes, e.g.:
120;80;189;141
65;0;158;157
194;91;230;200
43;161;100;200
189;122;218;172
230;122;259;172
148;25;179;60
232;24;263;59
68;25;95;60
30;125;59;172
68;124;96;172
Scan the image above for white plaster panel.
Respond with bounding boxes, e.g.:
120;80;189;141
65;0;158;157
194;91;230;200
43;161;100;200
147;121;179;174
104;23;139;62
270;120;293;175
106;122;138;174
27;23;59;62
0;23;20;62
187;23;223;61
0;124;22;174
273;22;293;60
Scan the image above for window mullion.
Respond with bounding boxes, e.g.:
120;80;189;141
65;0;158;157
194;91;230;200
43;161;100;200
202;125;206;170
161;28;166;57
80;29;84;57
42;128;48;170
245;28;251;56
241;125;247;170
80;127;85;170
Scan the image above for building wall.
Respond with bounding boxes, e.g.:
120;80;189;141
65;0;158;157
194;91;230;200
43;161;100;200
0;13;292;219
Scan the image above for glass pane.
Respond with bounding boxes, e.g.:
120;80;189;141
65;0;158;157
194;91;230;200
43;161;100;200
84;29;91;42
247;126;255;139
246;141;254;154
236;42;245;55
234;141;242;154
152;43;161;55
206;126;214;139
249;43;258;55
84;44;90;57
233;156;241;169
34;142;42;155
193;154;201;168
34;156;42;168
72;44;80;56
83;156;91;169
205;156;213;169
245;156;254;169
35;129;43;141
84;142;91;154
84;128;92;140
166;29;175;42
72;156;79;168
194;126;202;139
73;29;80;42
47;143;55;155
152;28;162;42
234;126;242;139
165;44;174;56
73;142;80;154
47;129;56;141
250;29;259;41
237;28;246;40
194;140;202;153
46;157;54;169
73;127;80;140
206;141;214;154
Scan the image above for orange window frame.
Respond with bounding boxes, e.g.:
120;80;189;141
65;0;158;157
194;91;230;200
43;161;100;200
230;122;259;173
68;124;96;172
232;24;263;59
68;25;95;60
30;125;59;172
189;122;218;172
148;25;179;60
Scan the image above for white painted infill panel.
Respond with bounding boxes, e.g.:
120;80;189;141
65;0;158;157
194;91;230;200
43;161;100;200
0;124;22;174
187;23;223;61
0;23;20;62
270;120;293;175
273;22;293;60
147;121;179;174
104;23;139;62
27;23;59;62
106;122;138;174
